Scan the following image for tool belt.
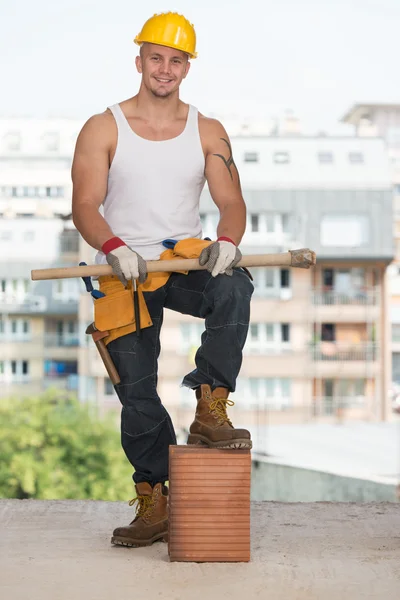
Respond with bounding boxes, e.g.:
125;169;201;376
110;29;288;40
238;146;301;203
94;237;213;345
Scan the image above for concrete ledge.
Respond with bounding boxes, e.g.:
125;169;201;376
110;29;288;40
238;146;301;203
1;500;400;599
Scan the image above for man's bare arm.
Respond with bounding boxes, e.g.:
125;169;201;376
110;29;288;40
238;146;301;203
202;118;246;245
71;113;115;251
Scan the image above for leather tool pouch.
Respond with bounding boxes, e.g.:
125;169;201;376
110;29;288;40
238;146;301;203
94;289;135;331
94;286;152;335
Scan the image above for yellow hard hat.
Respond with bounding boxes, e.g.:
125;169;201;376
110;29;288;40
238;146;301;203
134;12;197;59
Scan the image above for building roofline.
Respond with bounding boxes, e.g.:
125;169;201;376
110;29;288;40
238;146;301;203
341;103;400;124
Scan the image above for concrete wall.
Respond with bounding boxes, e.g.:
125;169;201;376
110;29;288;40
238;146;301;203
251;459;398;502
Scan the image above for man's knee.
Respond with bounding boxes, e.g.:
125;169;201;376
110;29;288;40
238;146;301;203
121;398;168;439
211;269;254;300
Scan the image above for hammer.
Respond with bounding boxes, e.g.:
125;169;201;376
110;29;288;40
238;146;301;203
85;322;120;385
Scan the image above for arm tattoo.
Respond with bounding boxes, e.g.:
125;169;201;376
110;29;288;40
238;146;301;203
212;138;237;181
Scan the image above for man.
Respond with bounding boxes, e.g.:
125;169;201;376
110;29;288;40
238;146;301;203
71;12;253;548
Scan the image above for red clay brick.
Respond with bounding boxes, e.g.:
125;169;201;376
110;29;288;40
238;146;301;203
168;445;251;562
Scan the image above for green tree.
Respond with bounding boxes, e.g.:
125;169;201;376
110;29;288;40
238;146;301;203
0;390;133;500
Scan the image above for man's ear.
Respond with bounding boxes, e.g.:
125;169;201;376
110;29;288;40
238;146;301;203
135;55;142;74
183;60;191;79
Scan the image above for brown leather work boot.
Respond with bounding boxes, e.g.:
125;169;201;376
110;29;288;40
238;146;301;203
187;384;252;449
111;482;168;547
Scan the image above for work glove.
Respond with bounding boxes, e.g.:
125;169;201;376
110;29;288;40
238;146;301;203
199;237;242;277
102;237;147;286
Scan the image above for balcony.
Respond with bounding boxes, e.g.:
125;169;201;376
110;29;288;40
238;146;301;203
0;334;79;361
310;342;379;376
312;342;377;361
44;334;79;347
0;375;78;398
312;289;378;306
310;396;374;421
311;289;380;322
0;293;48;314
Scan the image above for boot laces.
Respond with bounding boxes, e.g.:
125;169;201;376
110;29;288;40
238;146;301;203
129;494;154;519
209;398;234;426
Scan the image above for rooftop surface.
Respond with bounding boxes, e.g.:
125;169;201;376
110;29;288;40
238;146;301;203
1;499;399;600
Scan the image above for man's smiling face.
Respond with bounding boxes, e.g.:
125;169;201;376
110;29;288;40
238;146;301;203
136;43;191;98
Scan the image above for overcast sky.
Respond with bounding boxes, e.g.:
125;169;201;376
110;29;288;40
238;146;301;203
1;0;399;134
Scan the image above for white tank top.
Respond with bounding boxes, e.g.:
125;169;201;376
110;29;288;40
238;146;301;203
95;103;206;264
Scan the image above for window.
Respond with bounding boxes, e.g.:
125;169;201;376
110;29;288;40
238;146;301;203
53;279;80;301
281;323;290;342
320;215;369;247
0;231;12;241
280;269;290;288
253;268;292;298
246;323;291;353
323;268;334;288
349;152;364;164
321;323;336;341
47;186;59;197
13;186;24;197
25;186;36;197
318;152;333;164
42;132;59;152
235;378;292;410
23;231;35;241
104;378;115;396
3;131;21;151
22;361;29;375
273;152;290;164
265;269;274;288
0;361;4;375
244;152;259;163
250;214;259;232
281;213;290;233
265;214;275;232
392;324;400;342
265;324;274;341
250;324;259;341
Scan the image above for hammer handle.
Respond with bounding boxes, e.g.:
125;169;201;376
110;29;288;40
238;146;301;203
95;339;121;385
31;249;316;281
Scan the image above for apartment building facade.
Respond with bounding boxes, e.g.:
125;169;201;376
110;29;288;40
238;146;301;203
0;118;82;397
79;134;394;443
341;104;400;389
0;117;395;449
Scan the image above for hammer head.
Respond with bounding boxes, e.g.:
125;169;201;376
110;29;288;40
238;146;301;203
86;322;109;341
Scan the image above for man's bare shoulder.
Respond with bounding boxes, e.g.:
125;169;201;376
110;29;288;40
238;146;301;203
198;113;231;155
77;110;116;146
198;113;227;136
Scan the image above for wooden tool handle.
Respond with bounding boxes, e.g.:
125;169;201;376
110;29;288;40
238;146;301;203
31;249;316;281
95;339;120;385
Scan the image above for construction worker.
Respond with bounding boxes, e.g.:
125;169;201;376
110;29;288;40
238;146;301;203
71;12;253;548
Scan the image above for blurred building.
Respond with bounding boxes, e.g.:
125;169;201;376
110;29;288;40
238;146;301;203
0;118;82;398
341;104;400;390
81;132;394;434
0;115;395;439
